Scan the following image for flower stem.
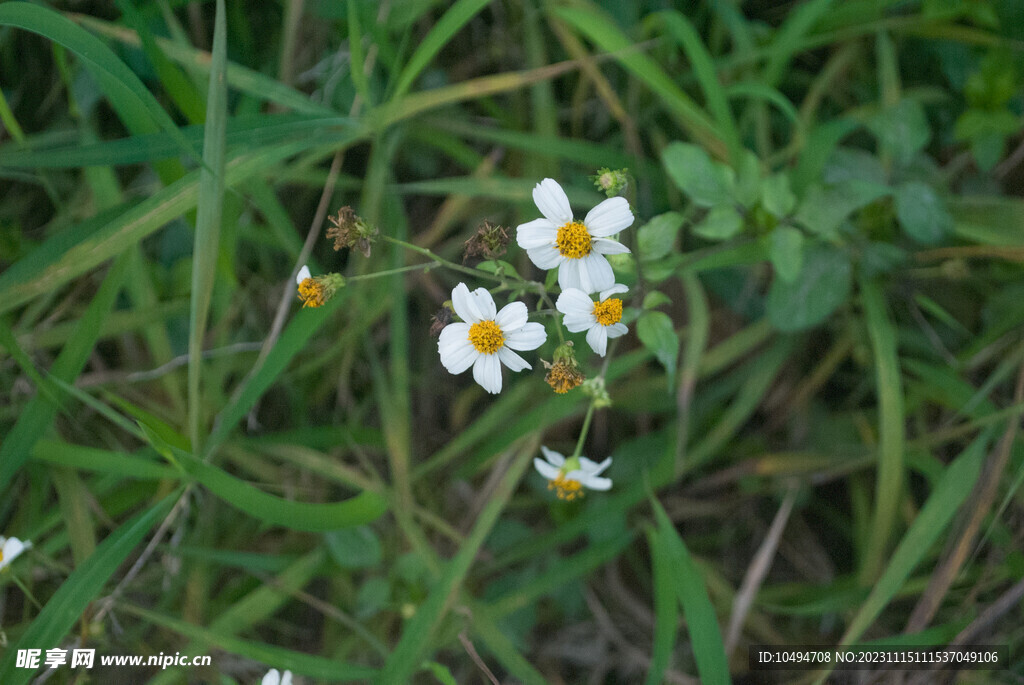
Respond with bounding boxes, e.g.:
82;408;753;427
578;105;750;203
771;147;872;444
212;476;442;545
346;262;437;282
571;399;596;459
381;235;506;283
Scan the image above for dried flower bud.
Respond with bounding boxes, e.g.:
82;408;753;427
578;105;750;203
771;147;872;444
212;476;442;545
463;221;510;263
327;206;378;257
543;341;585;394
429;303;454;338
581;376;612;408
592;167;630;198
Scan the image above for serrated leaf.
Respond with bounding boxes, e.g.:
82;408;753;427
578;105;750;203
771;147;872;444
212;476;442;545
761;173;796;217
894;181;953;245
693;205;744;240
325;526;383;569
767;245;851;331
638;211;684;260
867;99;930;164
637;311;679;386
794;180;889;237
662;142;735;207
768;226;804;282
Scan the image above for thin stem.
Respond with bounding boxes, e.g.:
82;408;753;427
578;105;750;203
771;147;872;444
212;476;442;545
571;400;597;460
346;261;437;282
382;235;506;283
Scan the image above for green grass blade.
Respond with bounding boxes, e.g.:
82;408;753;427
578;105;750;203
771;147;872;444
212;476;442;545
0;2;195;158
859;278;906;583
0;494;178;685
0;254;129;491
188;0;228;450
763;0;837;87
174;450;387;532
644;526;680;685
32;440;179;480
377;438;538;683
469;603;548;685
651;497;732;685
391;0;491;99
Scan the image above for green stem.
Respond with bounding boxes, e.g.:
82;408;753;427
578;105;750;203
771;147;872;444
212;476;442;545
346;262;437;282
382;235;506;283
571;400;596;459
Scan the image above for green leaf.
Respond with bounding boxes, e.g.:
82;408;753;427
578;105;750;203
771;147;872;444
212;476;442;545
767;244;851;331
325;526;383;569
651;497;732;685
894;181;953;245
761;173;796;218
637;311;679;386
768;226;805;282
867;99;930;164
474;259;522;281
644;527;680;685
0;495;178;685
356;577;391;619
638;211;684;260
662;142;735;207
175;450;387;532
643;291;672;310
794;180;889;237
693;206;744;241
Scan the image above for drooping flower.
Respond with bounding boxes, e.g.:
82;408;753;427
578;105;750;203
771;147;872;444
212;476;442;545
438;283;547;394
533;446;612;500
327;206;377;257
543;341;585;394
556;284;629;357
516;179;633;294
261;669;292;685
0;536;30;571
295;265;345;308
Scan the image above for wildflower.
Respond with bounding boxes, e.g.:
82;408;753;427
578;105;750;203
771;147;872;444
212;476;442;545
592;167;630;198
295;265;345;308
533;446;612;500
327;206;377;257
516;178;633;294
543;341;585;394
0;536;30;571
261;669;292;685
463;221;510;262
438;283;547;394
556;284;629;357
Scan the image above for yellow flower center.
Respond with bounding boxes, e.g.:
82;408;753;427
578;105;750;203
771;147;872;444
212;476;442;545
545;361;584;394
592;298;623;326
548;473;584;501
468;320;505;354
298;278;327;308
556;221;592;259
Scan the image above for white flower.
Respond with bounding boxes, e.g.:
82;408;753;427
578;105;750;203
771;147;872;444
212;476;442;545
533;446;612;500
295;265;311;285
0;536;30;571
261;669;292;685
438;283;547;394
556;284;629;357
516;178;633;294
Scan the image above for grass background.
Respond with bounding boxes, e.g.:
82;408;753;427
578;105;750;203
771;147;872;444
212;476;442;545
1;0;1023;683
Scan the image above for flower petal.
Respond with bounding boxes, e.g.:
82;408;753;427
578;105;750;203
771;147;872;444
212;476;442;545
534;457;561;480
503;322;547;351
473;352;502;394
583;475;613;491
606;322;629;338
527;246;562;270
592;238;630;255
2;538;26;566
555;288;594;317
557;258;582;291
540;446;565;467
599;283;629;300
262;669;281;685
586;323;609;357
498;346;531;372
450;283;480;322
584;196;633;237
439;334;478;375
296;265;311;285
495;301;528;331
580;253;614;294
533;178;572;224
469;287;497;320
580;457;612;476
280;671;293;685
516;218;558;249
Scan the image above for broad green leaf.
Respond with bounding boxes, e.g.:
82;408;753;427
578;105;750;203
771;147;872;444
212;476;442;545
175;450;387;532
643;291;672;310
637;311;679;386
767;245;851;331
0;495;178;685
325;526;383;569
769;226;805;282
894;181;953;245
794;180;889;237
638;211;684;260
761;173;796;218
651;497;732;685
693;205;744;240
867;98;930;164
663;142;735;207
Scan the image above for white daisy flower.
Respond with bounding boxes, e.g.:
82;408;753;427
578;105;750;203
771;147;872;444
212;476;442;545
556;284;629;357
261;668;292;685
533;446;612;500
0;536;30;571
516;178;633;294
438;283;547;394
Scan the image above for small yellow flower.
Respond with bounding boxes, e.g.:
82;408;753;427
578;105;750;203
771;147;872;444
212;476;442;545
295;265;344;308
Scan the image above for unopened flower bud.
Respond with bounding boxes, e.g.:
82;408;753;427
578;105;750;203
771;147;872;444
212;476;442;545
592;167;630;198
